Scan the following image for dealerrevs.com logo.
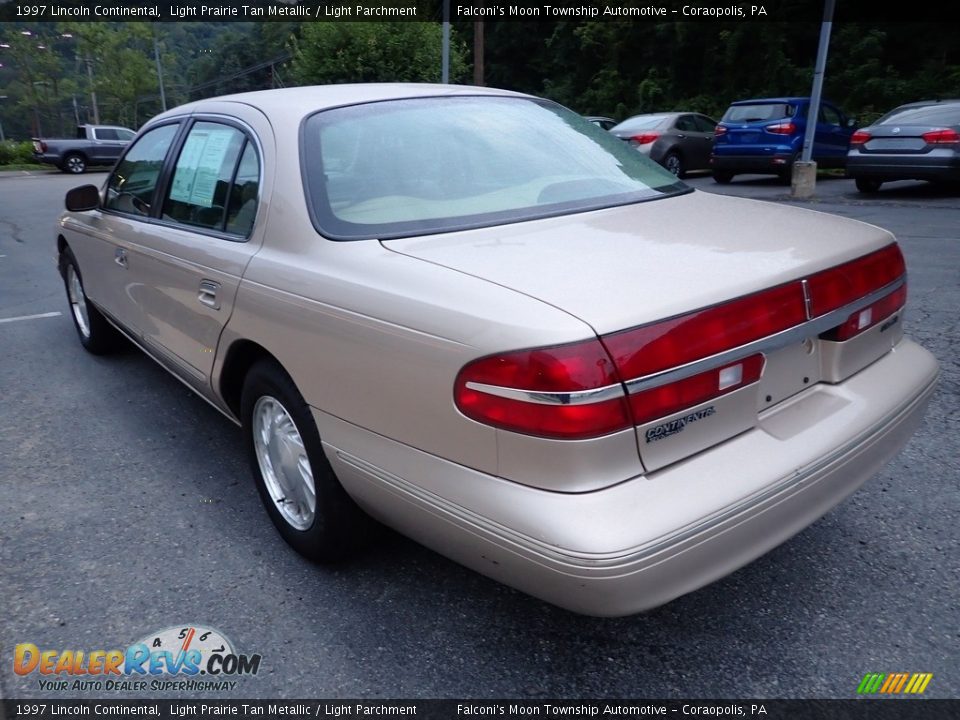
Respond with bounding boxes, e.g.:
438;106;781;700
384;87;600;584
14;625;262;692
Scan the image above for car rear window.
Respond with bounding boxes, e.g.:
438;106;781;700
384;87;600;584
611;115;670;133
302;97;686;241
722;103;795;123
876;104;960;126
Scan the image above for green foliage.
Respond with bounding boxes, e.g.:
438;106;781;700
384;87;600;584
1;20;958;139
477;20;960;123
289;22;467;85
0;140;35;165
186;22;298;100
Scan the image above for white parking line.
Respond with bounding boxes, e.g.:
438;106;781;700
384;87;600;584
0;311;62;325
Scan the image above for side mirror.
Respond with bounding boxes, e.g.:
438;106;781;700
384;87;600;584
65;184;100;212
846;117;858;129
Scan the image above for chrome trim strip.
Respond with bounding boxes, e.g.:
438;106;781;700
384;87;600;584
465;277;905;407
625;277;904;395
463;380;625;406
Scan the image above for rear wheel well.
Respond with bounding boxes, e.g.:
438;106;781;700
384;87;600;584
219;340;283;418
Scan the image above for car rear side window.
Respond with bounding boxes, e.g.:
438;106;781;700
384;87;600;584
819;105;842;126
225;143;260;236
693;115;717;132
722;103;794;123
162;122;249;233
104;123;179;217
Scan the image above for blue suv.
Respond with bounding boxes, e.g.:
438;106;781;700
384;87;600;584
711;97;856;184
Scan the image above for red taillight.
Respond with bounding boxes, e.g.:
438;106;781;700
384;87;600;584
766;122;796;135
629;354;765;425
631;132;660;145
822;284;907;342
806;244;905;317
456;244;907;440
454;339;632;440
714;125;728;136
850;130;872;145
921;128;960;145
602;283;807;379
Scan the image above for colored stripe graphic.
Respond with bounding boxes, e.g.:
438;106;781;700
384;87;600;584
857;672;932;694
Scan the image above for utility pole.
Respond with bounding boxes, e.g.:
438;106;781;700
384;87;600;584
153;29;167;112
473;22;485;86
85;57;100;125
792;0;836;198
441;0;450;83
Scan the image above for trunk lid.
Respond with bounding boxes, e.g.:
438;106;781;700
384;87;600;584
383;191;893;336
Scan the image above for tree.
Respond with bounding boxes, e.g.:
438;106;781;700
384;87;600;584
57;23;157;128
289;22;467;85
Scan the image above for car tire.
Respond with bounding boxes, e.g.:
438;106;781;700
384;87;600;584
713;171;734;184
855;178;883;193
241;360;372;563
61;153;87;174
61;247;123;355
663;151;684;178
777;153;800;186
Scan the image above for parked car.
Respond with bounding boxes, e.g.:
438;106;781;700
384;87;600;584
584;115;618;131
847;99;960;193
32;124;135;174
610;112;717;177
56;85;938;616
711;97;856;184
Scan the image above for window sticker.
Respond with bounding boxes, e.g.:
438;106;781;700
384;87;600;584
169;128;236;208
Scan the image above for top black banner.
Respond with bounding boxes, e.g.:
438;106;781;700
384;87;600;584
1;0;957;23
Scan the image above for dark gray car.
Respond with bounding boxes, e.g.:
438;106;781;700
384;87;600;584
847;100;960;193
610;112;717;177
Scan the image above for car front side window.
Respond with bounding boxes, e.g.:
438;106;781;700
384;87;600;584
104;123;180;217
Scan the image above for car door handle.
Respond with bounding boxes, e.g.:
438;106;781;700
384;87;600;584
676;134;686;139
114;247;128;268
198;280;221;310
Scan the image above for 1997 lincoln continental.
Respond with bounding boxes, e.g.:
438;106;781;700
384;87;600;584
56;85;939;616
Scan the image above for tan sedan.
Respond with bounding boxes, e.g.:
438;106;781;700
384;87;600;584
57;85;939;616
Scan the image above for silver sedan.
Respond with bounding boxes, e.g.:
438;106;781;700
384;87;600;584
610;111;718;177
56;85;938;616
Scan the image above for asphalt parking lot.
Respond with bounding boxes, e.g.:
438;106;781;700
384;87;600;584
0;169;957;700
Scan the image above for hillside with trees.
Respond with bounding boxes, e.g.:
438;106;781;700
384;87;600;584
0;20;957;140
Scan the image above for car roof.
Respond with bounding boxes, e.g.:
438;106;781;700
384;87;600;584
729;97;811;105
891;99;960;109
151;84;532;122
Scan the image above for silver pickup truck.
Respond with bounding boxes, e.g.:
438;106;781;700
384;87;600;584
32;124;136;174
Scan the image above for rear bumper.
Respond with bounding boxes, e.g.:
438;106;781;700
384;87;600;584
32;152;62;167
847;153;960;182
711;153;793;174
318;339;938;616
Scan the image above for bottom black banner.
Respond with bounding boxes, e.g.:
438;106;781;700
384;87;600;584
2;700;957;720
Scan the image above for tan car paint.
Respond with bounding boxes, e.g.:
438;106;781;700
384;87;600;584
58;85;939;615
